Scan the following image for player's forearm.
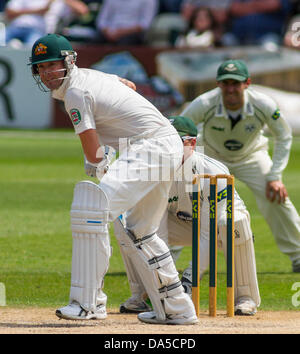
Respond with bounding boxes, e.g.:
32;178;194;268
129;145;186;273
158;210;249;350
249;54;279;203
79;129;103;164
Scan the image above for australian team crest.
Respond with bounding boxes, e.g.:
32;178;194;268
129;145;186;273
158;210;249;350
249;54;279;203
70;109;81;125
272;109;280;120
34;43;47;56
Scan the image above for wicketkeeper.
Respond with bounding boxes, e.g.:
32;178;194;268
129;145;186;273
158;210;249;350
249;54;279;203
115;116;260;316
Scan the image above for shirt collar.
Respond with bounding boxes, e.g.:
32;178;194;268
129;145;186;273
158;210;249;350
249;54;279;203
215;88;254;119
52;65;78;101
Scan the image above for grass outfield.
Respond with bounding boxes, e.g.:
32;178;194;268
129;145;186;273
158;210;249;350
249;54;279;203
0;129;299;312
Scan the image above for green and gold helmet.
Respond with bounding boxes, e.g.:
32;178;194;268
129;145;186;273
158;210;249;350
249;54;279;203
30;33;74;66
29;34;77;91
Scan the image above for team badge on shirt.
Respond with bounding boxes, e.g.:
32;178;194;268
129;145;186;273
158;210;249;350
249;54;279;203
70;109;81;125
271;109;280;120
245;124;255;132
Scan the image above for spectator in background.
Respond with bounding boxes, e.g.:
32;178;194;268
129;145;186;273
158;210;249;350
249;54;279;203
95;0;158;45
0;0;8;12
289;0;300;17
52;0;101;42
4;0;55;47
283;0;300;48
223;0;291;48
159;0;183;13
180;0;232;45
65;0;90;15
181;0;231;22
175;7;217;48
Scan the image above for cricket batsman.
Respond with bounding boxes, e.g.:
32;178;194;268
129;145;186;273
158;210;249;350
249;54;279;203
29;34;197;325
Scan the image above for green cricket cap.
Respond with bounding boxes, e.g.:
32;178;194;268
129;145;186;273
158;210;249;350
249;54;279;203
216;59;249;82
168;116;198;137
30;34;73;65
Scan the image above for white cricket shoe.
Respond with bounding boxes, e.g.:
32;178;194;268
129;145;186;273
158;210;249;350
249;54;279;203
138;311;199;325
234;296;257;316
120;297;152;313
55;302;107;320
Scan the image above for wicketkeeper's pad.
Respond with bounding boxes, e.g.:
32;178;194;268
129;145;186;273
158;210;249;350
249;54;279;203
219;210;260;306
114;217;195;321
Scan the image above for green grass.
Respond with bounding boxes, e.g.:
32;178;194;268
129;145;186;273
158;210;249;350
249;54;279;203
0;129;299;311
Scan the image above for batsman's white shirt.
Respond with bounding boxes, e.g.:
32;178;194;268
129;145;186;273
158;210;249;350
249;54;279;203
53;65;182;238
181;87;300;264
53;65;175;150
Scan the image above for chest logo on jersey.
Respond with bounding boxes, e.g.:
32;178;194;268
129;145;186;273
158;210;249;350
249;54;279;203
224;140;243;151
271;109;280;120
168;196;178;203
211;126;225;132
245;124;255;132
70;109;81;125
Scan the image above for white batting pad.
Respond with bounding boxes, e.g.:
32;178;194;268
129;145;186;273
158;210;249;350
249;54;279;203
219;210;260;306
113;217;146;300
114;218;195;321
70;181;111;312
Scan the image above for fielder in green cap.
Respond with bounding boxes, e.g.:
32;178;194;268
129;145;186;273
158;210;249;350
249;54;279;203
216;59;249;82
180;58;300;273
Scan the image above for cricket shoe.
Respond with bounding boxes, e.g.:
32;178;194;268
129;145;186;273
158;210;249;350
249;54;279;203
234;296;257;316
138;311;199;325
119;297;152;313
56;302;107;320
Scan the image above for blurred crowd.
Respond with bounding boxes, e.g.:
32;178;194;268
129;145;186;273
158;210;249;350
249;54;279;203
1;0;300;49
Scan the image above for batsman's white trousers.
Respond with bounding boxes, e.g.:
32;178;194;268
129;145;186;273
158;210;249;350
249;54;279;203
100;134;197;320
208;148;300;264
100;134;183;237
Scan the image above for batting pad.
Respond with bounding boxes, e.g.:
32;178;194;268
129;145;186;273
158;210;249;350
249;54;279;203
69;181;111;312
114;218;195;321
219;210;260;306
114;217;147;300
